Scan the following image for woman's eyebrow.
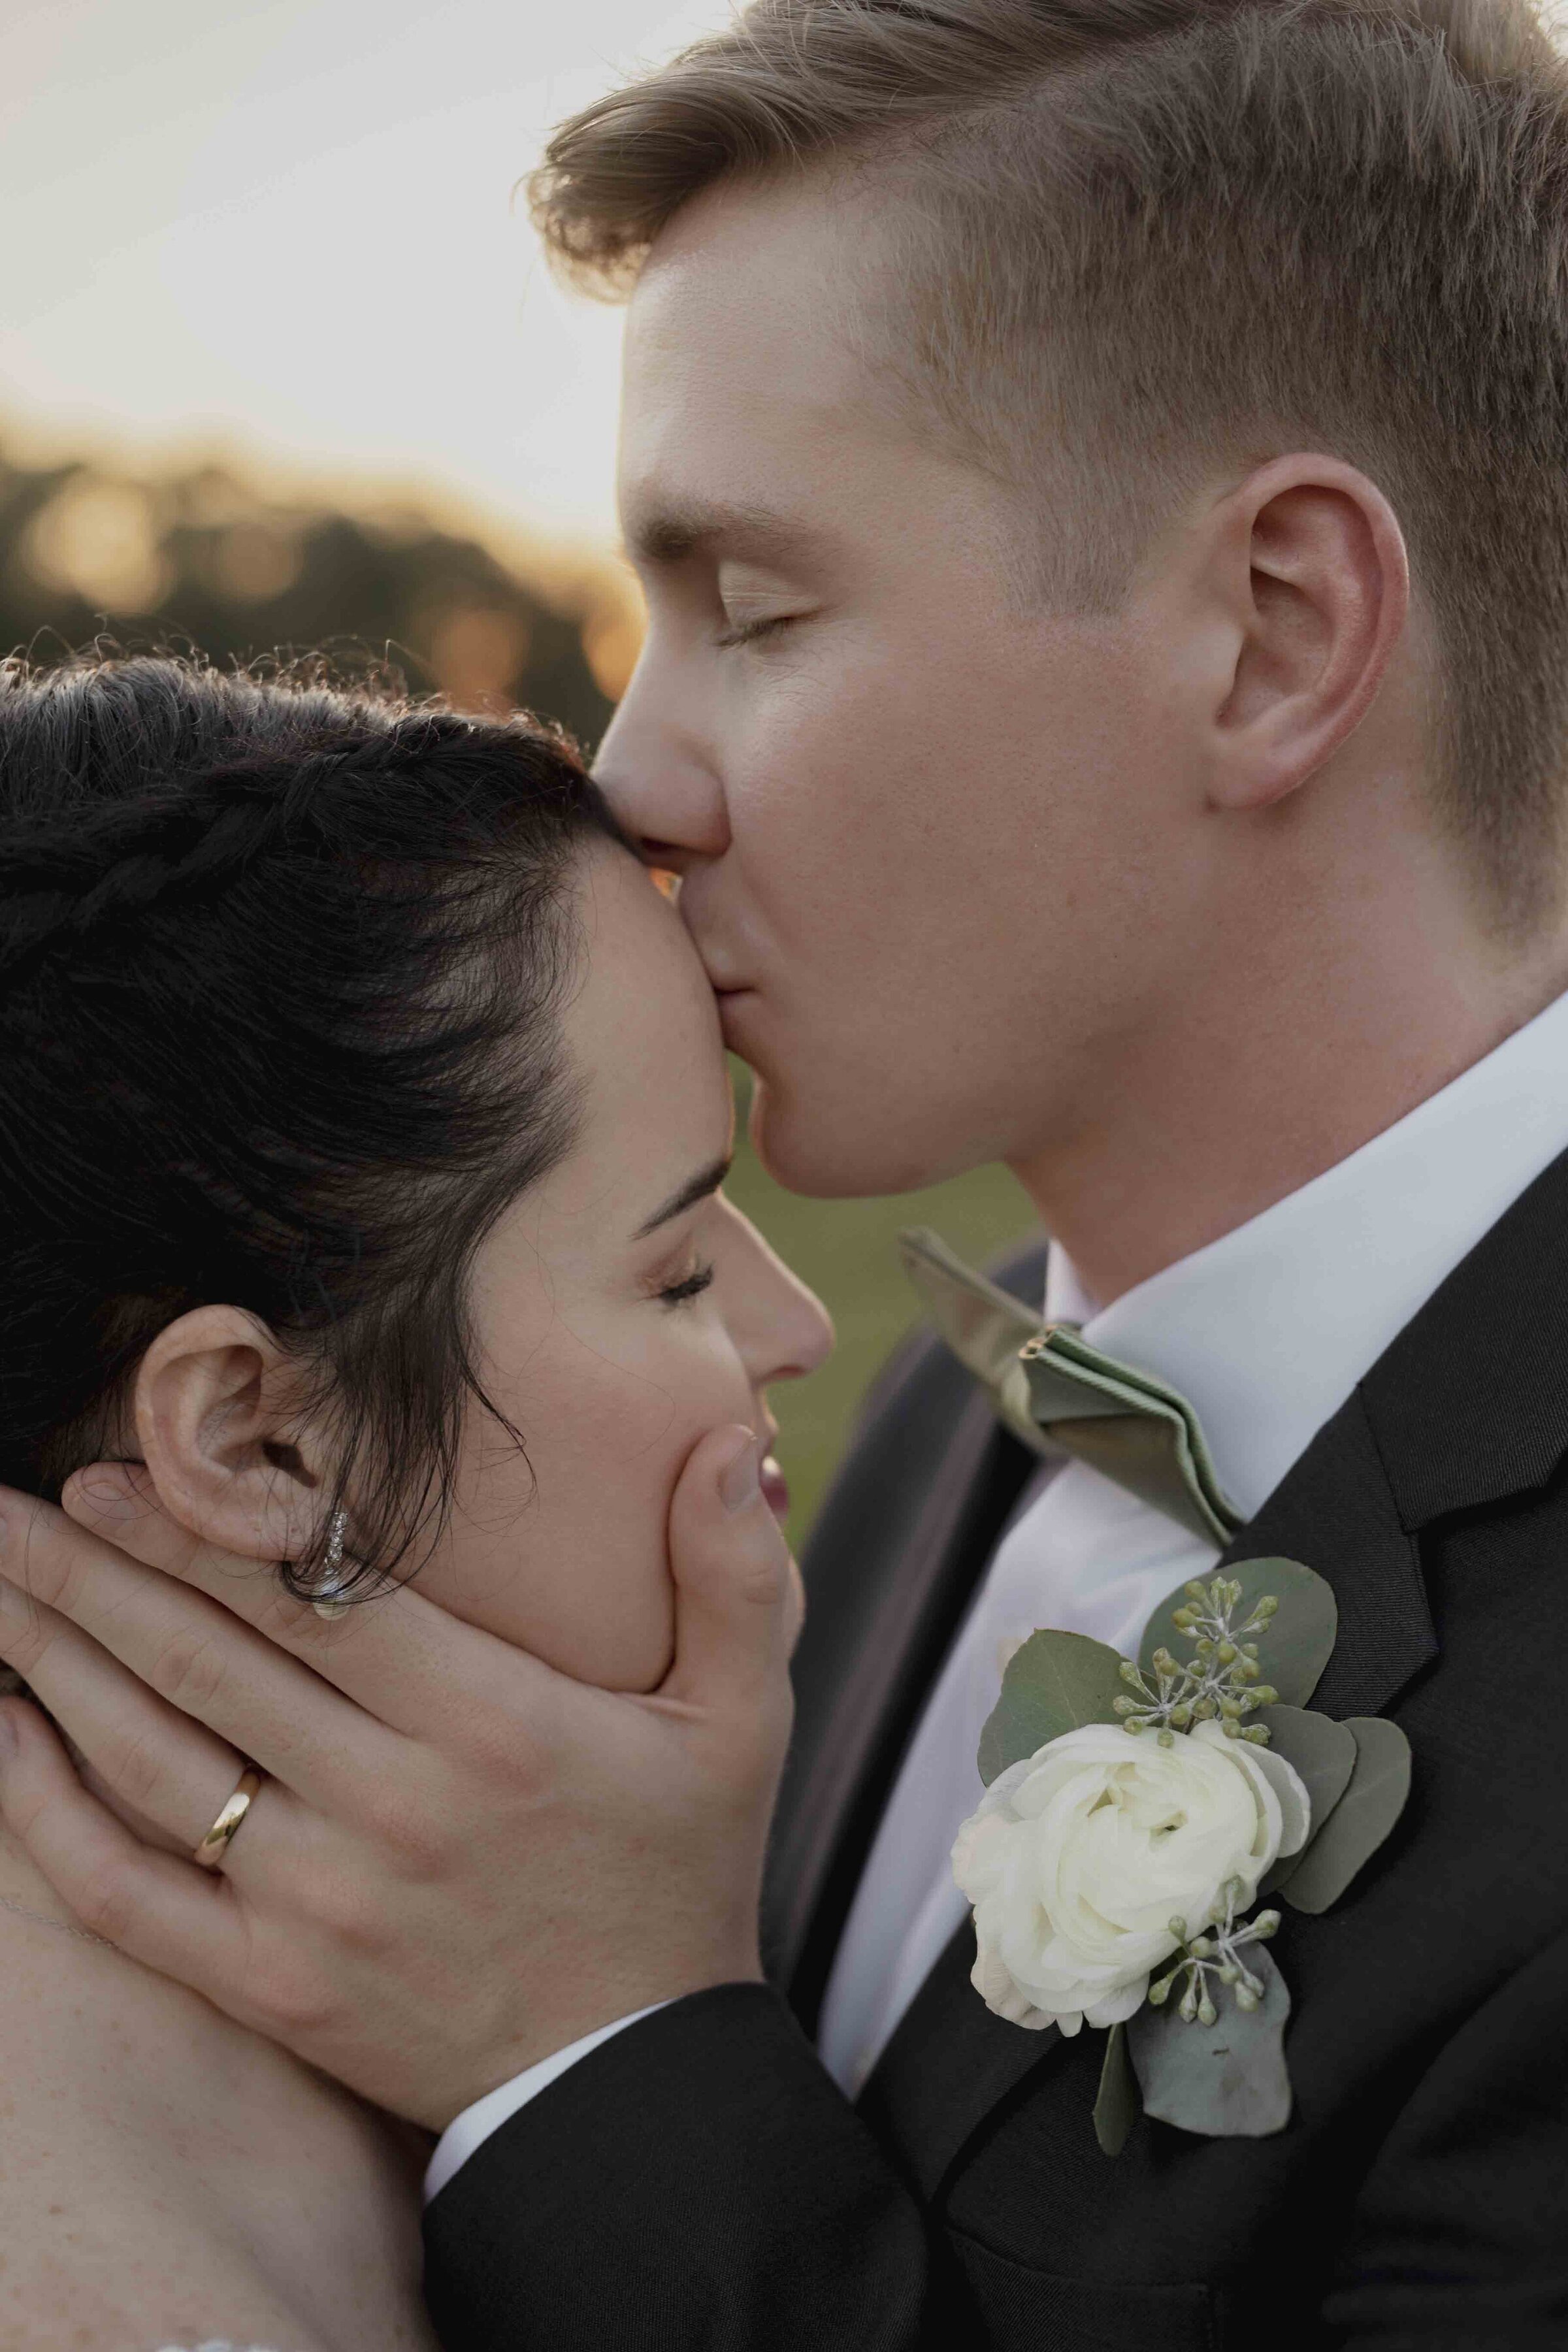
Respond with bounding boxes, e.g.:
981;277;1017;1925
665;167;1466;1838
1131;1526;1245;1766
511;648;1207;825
632;1154;734;1239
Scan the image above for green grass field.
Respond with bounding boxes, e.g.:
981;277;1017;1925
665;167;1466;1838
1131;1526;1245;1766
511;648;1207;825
722;1070;1042;1543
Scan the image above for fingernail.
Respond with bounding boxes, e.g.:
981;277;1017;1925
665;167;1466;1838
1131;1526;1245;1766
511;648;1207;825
719;1432;760;1513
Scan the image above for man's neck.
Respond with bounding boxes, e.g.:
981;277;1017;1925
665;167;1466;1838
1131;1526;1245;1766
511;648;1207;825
1010;927;1568;1309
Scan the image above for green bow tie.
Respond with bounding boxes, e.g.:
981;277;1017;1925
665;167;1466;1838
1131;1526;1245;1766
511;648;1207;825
898;1227;1243;1547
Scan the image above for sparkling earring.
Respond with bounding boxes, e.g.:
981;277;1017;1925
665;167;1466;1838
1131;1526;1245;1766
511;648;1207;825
310;1506;354;1620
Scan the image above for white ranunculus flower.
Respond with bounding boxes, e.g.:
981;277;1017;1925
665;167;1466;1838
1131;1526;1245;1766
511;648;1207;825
951;1720;1311;2036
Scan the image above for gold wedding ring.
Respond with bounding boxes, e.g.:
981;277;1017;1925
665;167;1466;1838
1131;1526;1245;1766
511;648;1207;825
193;1765;265;1871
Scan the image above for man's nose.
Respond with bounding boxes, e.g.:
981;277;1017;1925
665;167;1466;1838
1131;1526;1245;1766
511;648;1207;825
593;665;730;869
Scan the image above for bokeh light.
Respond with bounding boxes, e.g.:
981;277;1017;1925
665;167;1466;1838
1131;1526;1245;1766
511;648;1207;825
1;0;736;546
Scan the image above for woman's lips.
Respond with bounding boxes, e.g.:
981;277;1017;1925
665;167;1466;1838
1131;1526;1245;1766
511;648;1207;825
759;1455;791;1522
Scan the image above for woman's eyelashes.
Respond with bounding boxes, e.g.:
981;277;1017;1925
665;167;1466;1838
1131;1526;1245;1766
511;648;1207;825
642;1226;719;1309
656;1260;717;1309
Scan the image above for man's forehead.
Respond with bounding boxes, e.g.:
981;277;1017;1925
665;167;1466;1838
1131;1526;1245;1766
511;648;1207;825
616;190;953;557
636;168;855;297
623;182;877;414
616;302;907;561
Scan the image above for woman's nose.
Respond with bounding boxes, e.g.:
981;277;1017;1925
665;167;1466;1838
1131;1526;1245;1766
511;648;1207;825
755;1258;835;1388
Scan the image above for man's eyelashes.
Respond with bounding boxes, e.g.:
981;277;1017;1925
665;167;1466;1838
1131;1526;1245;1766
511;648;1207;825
714;612;798;649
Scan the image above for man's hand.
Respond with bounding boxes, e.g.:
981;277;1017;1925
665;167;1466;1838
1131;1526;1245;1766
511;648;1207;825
0;1426;796;2132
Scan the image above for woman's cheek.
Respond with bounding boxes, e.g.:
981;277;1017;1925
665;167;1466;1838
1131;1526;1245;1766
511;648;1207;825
399;1365;668;1690
436;1310;747;1691
526;1337;750;1690
429;1461;678;1691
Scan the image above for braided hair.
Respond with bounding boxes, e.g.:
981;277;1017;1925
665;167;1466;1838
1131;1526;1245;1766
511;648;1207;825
0;652;620;1594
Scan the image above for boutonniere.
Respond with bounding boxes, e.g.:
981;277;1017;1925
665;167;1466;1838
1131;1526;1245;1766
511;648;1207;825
951;1559;1412;2152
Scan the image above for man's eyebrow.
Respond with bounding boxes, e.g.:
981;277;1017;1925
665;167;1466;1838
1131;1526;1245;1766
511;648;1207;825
633;1154;734;1239
624;498;815;568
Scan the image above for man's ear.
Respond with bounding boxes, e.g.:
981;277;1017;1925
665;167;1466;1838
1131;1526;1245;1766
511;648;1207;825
133;1305;325;1563
1199;453;1410;812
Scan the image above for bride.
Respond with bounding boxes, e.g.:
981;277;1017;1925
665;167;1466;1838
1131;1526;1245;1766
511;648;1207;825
0;653;830;2349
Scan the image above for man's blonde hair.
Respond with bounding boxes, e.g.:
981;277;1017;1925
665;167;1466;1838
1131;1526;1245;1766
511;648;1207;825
534;0;1568;931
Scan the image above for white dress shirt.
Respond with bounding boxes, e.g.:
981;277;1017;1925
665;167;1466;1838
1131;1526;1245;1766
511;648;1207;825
429;986;1568;2194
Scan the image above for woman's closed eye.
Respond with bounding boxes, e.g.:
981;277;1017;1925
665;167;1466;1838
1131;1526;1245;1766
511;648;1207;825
654;1258;716;1309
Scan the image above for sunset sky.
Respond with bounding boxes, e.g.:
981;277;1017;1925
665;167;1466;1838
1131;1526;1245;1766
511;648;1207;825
1;0;735;551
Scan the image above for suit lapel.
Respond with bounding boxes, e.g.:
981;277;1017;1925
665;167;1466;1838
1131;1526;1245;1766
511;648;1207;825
858;1921;1061;2198
1220;1384;1435;1719
765;1244;1049;2028
768;1388;1037;2029
1357;1139;1568;1530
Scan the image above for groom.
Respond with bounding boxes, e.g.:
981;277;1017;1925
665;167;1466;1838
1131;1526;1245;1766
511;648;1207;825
7;0;1568;2341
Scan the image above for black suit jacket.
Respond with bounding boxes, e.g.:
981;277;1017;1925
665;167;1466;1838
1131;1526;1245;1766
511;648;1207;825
424;1150;1568;2351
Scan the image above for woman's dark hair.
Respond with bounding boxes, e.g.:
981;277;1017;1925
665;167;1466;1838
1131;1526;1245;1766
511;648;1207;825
0;652;621;1595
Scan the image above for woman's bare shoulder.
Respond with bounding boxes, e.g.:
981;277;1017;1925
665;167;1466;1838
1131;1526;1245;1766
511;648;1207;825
0;1870;434;2352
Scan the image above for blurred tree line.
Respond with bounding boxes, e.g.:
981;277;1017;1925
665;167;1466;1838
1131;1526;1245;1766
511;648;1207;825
0;427;640;744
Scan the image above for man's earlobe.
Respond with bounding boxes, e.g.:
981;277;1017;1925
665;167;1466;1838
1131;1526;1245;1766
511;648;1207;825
133;1305;322;1563
1207;455;1410;813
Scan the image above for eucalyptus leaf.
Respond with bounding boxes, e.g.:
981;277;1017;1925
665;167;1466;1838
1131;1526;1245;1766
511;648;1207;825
1258;1706;1359;1893
1093;2021;1139;2157
1128;1947;1292;2138
977;1629;1130;1786
1139;1557;1337;1710
1281;1716;1412;1915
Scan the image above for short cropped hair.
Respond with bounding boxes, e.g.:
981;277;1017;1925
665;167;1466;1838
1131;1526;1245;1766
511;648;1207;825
533;0;1568;934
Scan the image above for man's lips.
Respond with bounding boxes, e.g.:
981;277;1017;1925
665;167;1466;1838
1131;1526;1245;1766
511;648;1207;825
759;1455;791;1522
697;943;755;1001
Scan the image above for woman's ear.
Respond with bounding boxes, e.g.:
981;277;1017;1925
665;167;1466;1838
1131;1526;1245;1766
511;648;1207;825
1200;453;1411;812
133;1305;325;1563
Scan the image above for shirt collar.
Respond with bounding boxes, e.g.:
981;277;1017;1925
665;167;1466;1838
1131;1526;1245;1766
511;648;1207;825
1046;987;1568;1519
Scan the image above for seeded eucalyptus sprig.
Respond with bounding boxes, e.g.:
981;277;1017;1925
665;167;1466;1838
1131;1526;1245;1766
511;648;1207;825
1114;1576;1281;1747
1147;1876;1282;2025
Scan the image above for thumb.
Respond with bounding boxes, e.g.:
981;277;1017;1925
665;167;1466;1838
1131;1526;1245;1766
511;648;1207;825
661;1425;795;1714
60;1460;201;1573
